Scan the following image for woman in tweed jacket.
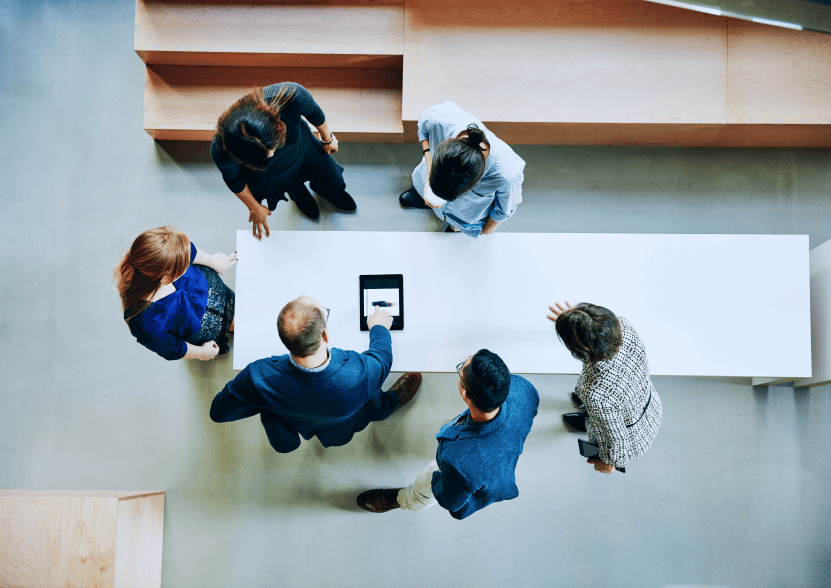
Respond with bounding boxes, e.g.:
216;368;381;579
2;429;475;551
548;302;662;473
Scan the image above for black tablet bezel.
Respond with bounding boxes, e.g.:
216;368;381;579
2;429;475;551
359;274;404;331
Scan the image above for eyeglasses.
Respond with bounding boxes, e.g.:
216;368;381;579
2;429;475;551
323;307;330;323
456;360;467;390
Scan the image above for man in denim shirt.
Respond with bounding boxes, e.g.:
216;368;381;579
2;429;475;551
357;350;539;520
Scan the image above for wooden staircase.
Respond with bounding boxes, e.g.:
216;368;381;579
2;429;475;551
135;0;831;146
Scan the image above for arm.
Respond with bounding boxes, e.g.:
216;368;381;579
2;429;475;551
193;246;237;275
430;460;476;514
585;397;629;471
210;367;261;422
486;180;522;231
360;306;394;390
210;136;273;241
276;82;338;155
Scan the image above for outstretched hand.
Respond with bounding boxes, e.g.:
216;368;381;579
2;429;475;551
249;204;272;240
211;252;237;275
367;305;393;330
547;301;574;322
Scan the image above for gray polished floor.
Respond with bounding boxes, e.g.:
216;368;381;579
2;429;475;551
1;2;830;587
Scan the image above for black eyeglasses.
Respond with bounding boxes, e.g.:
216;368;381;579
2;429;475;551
456;360;467;390
323;307;330;323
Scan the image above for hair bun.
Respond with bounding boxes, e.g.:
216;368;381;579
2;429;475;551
465;124;487;150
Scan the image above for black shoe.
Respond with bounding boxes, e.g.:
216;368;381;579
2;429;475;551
311;184;357;212
562;412;587;432
399;187;429;209
571;392;584;408
357;488;402;513
387;372;422;411
287;184;320;220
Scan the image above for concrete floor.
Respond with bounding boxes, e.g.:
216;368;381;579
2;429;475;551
1;2;830;587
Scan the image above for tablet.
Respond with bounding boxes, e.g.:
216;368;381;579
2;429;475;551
578;439;625;473
360;274;404;331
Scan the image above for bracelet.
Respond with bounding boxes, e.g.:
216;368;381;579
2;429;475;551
423;148;430;154
320;133;335;146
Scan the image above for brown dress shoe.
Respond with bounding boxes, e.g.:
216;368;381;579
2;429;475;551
357;488;402;513
387;372;422;411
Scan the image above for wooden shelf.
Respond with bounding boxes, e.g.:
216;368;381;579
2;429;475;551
135;0;403;68
144;65;404;141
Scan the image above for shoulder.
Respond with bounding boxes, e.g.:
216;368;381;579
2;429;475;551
486;137;526;181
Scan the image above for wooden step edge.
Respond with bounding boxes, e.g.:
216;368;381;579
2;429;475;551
403;120;831;147
145;127;405;143
136;50;402;69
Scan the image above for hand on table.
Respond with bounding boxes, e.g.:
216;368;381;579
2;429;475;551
210;252;237;275
367;305;393;330
547;301;574;322
249;204;272;240
587;458;615;474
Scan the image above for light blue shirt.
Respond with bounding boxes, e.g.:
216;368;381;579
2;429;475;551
413;102;525;237
289;349;331;373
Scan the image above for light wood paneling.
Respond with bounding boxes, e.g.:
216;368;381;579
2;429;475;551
113;493;165;588
135;0;403;67
402;0;728;124
144;65;403;141
0;490;164;499
710;124;831;147
727;19;831;125
0;496;118;588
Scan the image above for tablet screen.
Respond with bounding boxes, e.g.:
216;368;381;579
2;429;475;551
359;274;404;331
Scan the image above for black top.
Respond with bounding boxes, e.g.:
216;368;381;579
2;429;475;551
210;82;326;194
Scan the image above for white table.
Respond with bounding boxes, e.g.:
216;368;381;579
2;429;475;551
794;237;831;388
234;231;811;377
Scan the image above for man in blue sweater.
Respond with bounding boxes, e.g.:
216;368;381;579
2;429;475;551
210;296;421;453
357;350;539;520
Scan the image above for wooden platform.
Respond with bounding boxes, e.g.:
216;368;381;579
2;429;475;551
145;65;403;141
136;0;831;146
0;490;165;588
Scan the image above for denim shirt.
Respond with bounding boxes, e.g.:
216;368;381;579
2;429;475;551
412;102;526;237
430;374;539;519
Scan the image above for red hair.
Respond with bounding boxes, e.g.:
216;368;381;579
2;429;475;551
115;226;191;321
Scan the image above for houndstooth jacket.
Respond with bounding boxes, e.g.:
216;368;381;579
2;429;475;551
576;317;663;468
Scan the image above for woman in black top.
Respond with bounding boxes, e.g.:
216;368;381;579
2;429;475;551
211;82;356;238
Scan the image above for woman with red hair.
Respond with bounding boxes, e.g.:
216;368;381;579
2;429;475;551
115;226;237;361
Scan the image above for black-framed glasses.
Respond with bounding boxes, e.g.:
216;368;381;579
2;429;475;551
456;360;467;390
323;307;330;323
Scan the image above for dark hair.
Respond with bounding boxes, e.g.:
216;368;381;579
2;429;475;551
555;303;622;363
215;86;295;171
277;297;326;357
429;124;489;201
461;349;511;412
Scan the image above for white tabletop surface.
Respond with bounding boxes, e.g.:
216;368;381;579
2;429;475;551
233;231;811;377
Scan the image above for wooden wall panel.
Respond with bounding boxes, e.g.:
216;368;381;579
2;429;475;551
0;497;118;588
113;494;165;588
403;0;728;125
727;19;831;125
135;0;404;66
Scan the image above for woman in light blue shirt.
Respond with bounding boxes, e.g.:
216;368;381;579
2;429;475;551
399;102;525;237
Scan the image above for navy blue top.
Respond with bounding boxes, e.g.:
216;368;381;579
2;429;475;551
210;326;394;450
431;375;540;520
210;82;327;194
126;243;208;361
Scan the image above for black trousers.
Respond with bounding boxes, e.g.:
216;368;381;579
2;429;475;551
245;126;346;211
